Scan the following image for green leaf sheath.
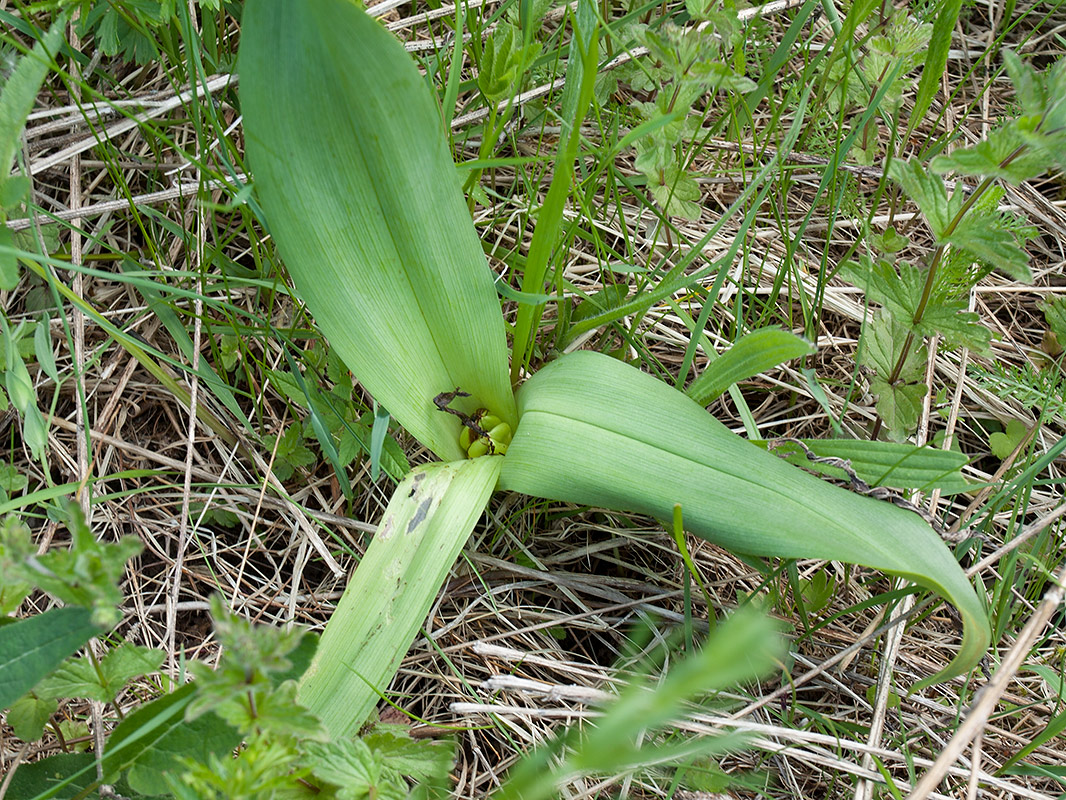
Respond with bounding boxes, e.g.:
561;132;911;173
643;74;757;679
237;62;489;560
500;351;990;685
297;457;502;737
240;0;515;461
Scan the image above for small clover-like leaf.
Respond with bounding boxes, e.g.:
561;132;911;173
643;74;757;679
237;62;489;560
989;418;1028;459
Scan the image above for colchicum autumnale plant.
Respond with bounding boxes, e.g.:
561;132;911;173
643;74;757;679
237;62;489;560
239;0;991;738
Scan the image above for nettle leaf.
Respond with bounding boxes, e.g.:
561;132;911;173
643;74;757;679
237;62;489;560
362;726;454;783
917;301;991;353
1004;50;1066;128
688;60;757;94
889;159;963;238
1001;51;1066;171
930;124;1048;184
303;739;410;800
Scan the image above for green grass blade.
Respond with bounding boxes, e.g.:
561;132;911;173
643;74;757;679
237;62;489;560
240;0;515;461
297;456;501;737
500;351;990;686
686;328;816;405
509;3;599;386
906;0;963;145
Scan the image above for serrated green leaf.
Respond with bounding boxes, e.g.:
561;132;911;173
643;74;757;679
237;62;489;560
871;376;926;441
930;125;1047;184
304;739;384;800
917;302;991;353
0;16;66;183
889;159;958;238
240;0;515;462
846;258;989;351
946;209;1032;282
297;457;501;737
687;327;815;404
36;642;164;704
1040;296;1066;344
859;311;926;383
500;351;990;686
361;727;454;782
649;164;702;219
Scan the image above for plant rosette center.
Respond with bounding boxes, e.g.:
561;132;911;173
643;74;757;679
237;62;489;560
459;409;512;458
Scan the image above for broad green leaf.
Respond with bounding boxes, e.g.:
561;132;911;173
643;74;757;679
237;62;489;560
297;456;502;737
240;0;515;462
0;607;99;711
687;327;815;405
756;438;972;493
7;692;57;742
500;351;989;686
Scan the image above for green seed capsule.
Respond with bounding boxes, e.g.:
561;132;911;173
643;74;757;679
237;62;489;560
459;425;473;451
467;438;490;459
